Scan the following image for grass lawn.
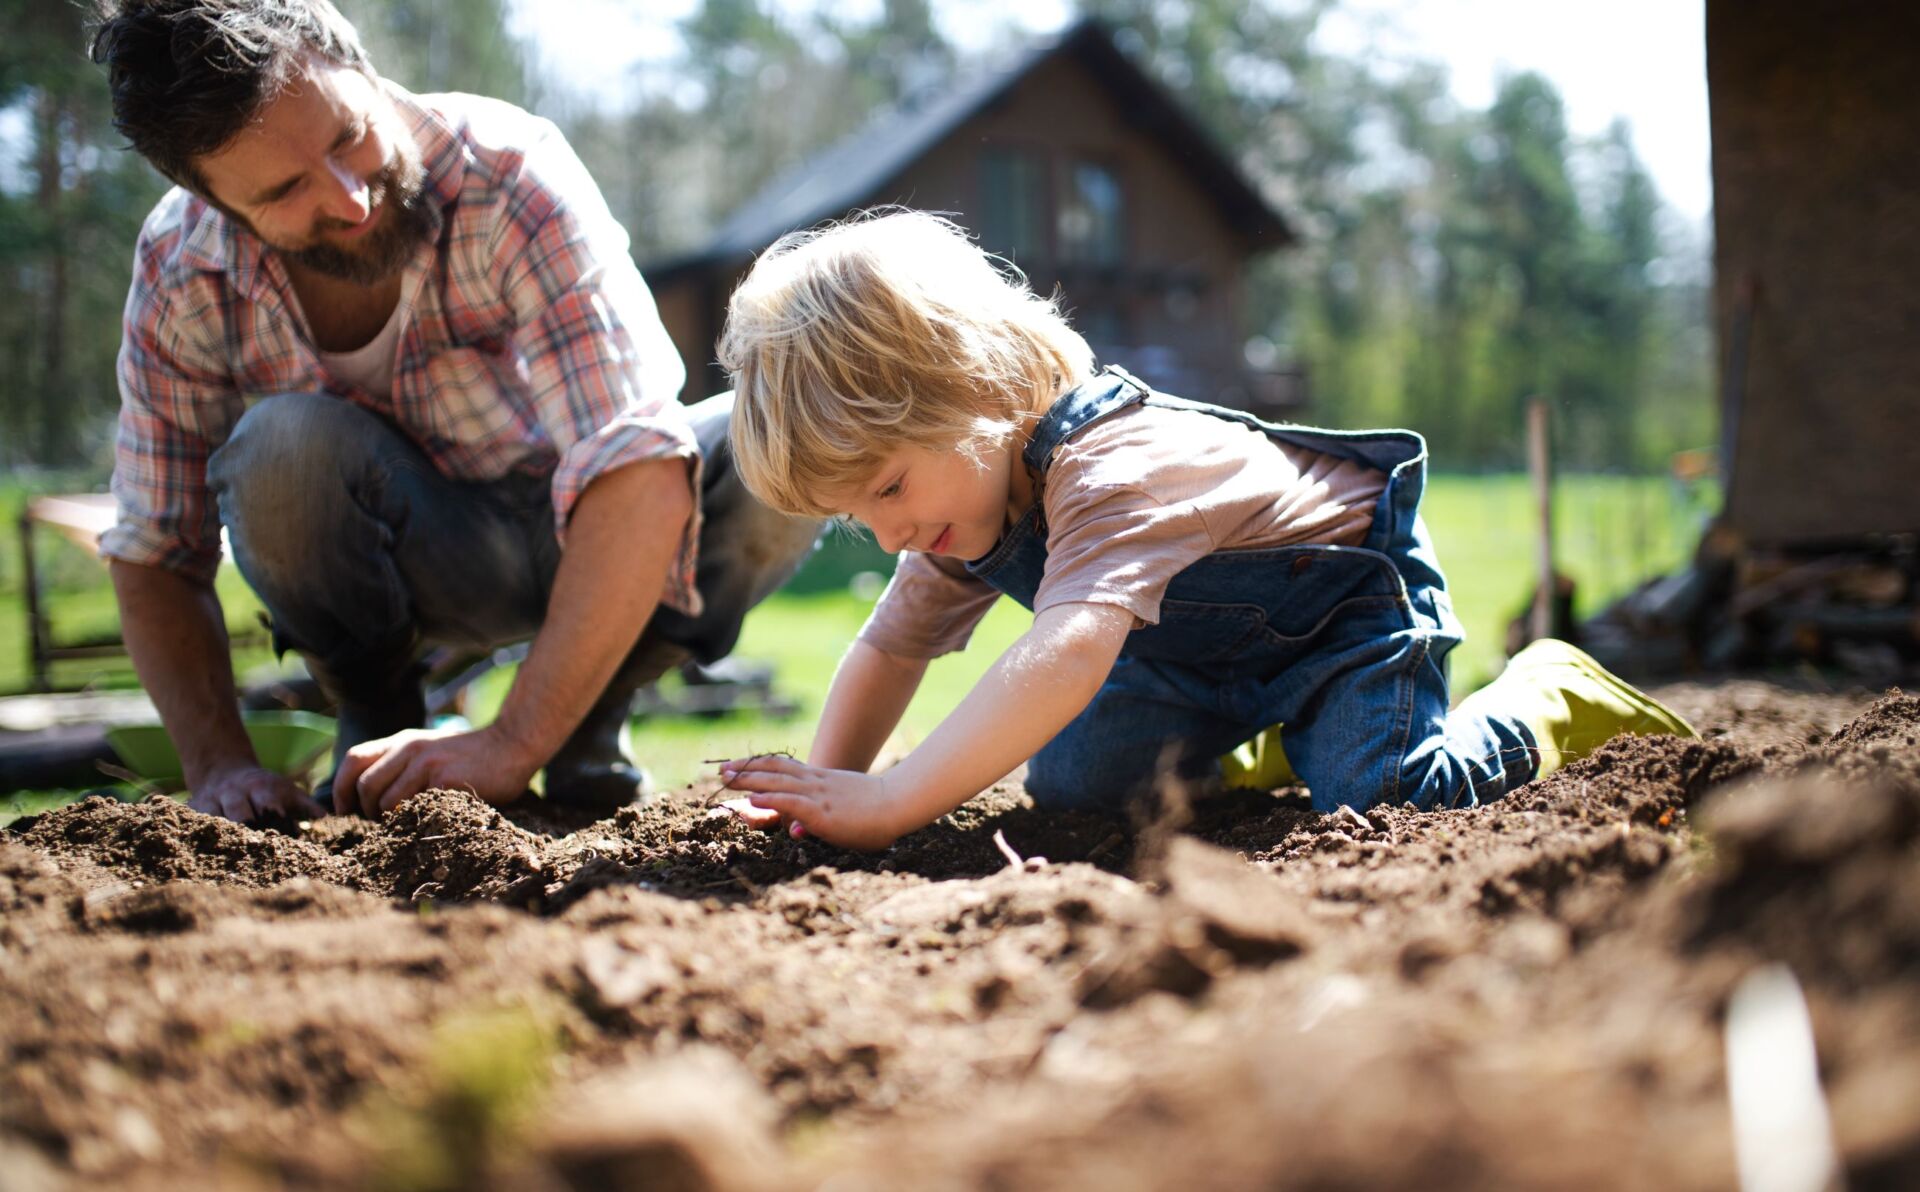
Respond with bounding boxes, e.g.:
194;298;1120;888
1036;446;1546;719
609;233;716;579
2;471;1712;812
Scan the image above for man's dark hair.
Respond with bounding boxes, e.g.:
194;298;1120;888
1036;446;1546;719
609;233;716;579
90;0;374;192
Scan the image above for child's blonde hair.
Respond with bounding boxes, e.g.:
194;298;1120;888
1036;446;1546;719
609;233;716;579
719;209;1094;516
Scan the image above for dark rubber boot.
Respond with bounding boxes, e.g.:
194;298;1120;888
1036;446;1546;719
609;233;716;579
543;639;690;815
309;654;428;814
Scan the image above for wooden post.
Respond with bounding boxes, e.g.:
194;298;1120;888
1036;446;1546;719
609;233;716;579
19;509;51;694
1528;397;1555;645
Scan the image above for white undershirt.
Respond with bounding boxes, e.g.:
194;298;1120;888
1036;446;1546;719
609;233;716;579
312;299;405;401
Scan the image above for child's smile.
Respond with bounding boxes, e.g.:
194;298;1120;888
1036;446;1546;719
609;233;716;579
836;438;1020;561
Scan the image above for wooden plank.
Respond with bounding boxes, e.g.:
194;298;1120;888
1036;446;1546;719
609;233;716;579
1528;397;1555;644
24;493;117;552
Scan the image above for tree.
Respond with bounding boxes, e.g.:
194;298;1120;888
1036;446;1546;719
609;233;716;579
556;0;962;260
0;0;165;468
1071;0;1710;471
348;0;531;105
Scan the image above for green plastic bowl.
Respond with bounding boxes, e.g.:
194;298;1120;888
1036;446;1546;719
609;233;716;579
106;711;336;789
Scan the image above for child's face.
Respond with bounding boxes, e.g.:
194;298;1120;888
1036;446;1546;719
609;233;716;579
832;438;1016;561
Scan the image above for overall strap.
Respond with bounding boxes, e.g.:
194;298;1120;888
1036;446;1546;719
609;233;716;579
1022;366;1151;477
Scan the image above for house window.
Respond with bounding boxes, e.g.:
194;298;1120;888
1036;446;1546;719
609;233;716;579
1058;160;1124;265
979;148;1046;263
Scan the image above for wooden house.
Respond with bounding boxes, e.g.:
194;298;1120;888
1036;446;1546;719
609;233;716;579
641;18;1299;415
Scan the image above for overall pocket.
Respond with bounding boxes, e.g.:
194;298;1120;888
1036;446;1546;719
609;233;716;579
1128;600;1274;664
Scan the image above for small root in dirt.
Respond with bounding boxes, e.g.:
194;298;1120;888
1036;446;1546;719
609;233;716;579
704;750;803;803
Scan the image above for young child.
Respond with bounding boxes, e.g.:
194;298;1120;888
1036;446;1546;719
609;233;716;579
714;211;1693;850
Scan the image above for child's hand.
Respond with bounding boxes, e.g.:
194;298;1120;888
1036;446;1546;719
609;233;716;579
716;755;906;851
717;797;786;832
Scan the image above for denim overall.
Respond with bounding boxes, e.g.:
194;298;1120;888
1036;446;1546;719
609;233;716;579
964;367;1538;814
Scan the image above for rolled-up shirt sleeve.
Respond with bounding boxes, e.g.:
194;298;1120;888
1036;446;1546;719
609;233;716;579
99;249;244;585
498;120;700;614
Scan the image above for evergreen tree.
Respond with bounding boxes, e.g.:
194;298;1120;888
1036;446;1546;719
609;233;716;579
0;0;165;467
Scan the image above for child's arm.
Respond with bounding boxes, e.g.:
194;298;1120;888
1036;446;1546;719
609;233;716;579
720;600;1133;849
809;639;929;772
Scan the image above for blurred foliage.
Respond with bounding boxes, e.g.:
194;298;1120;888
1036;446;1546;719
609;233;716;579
0;0;166;468
0;0;1711;475
354;0;533;108
355;1003;559;1192
1073;0;1711;470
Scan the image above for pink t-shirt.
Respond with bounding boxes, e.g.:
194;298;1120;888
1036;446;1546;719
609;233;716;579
858;403;1389;659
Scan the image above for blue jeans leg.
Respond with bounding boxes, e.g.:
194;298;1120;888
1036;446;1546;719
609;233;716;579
1275;597;1537;814
547;392;822;790
1024;654;1260;812
207;392;558;690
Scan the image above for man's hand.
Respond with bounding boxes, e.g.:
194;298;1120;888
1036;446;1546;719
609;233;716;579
331;723;541;817
189;763;316;822
716;755;906;851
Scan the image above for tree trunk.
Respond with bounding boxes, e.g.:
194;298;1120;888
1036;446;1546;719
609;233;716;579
33;91;73;463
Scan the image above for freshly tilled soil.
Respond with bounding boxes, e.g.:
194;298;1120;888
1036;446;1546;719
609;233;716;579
2;678;1916;1190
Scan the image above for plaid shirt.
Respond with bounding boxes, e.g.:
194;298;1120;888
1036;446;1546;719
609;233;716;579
103;87;701;613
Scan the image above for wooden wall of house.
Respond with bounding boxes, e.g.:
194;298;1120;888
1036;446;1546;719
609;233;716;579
1710;0;1920;545
648;275;715;405
895;53;1254;404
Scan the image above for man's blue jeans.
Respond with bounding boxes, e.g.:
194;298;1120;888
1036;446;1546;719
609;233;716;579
203;391;821;753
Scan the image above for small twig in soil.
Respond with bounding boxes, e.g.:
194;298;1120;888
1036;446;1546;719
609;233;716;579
704;749;801;803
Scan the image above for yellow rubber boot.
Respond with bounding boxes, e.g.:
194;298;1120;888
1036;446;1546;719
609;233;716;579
1467;638;1698;779
1221;726;1298;790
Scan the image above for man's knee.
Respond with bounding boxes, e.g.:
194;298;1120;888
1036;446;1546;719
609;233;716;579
683;390;735;457
207;392;410;596
207;391;372;502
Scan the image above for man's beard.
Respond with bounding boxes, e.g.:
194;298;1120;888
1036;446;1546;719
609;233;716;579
287;147;442;285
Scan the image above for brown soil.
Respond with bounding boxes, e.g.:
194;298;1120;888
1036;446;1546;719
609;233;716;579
3;678;1917;1191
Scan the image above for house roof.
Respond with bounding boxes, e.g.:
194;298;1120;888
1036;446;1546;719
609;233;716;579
643;17;1293;283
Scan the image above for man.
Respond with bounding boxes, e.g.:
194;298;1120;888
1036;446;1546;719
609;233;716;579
90;0;819;822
